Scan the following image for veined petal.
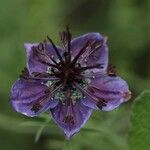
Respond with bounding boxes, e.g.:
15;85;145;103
50;101;92;139
71;33;108;73
10;79;58;117
24;43;63;74
82;76;131;111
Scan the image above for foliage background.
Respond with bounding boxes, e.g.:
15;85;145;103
0;0;149;149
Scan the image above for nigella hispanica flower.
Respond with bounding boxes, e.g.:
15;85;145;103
10;27;131;139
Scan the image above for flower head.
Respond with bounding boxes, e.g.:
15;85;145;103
10;27;131;139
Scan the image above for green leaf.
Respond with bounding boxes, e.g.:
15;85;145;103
0;114;37;134
34;115;51;143
20;121;49;127
128;90;150;150
83;126;127;150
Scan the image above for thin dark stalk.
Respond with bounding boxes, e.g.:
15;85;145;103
71;41;90;65
39;60;61;70
49;56;58;65
47;36;64;65
66;26;72;62
76;64;101;71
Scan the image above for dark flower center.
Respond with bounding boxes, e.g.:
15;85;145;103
35;27;103;89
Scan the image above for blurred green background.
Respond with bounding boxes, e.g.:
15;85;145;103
0;0;149;149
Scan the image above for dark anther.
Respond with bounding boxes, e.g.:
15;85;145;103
54;81;62;87
20;67;29;79
58;62;61;66
63;115;74;125
31;46;37;51
63;51;69;62
107;64;117;77
96;99;107;110
38;43;44;51
90;40;102;50
51;68;55;73
32;46;44;56
77;63;81;67
44;88;51;94
31;102;42;113
32;72;41;77
71;86;76;91
88;87;95;93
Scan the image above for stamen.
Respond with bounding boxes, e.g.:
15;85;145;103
66;26;72;62
72;41;102;64
59;26;72;63
63;89;75;124
63;115;74;124
54;81;63;87
74;83;107;110
65;89;72;106
90;40;102;50
47;36;65;65
43;40;58;65
30;94;49;113
96;99;107;109
89;85;120;95
80;40;102;63
19;67;29;79
63;51;69;63
31;102;42;113
76;64;103;72
71;41;90;65
107;64;117;76
51;68;55;73
31;83;63;113
38;60;61;70
31;76;59;82
32;45;60;68
19;67;59;82
32;72;55;78
80;72;107;79
38;42;44;50
59;31;67;48
74;83;97;100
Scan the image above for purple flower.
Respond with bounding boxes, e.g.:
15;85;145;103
10;27;131;139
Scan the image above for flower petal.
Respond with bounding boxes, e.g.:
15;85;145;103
50;101;92;139
82;76;131;111
24;43;63;74
10;79;58;117
71;33;108;73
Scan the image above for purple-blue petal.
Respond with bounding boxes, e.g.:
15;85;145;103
10;79;58;117
71;33;108;73
50;101;92;139
24;43;63;74
82;76;131;111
